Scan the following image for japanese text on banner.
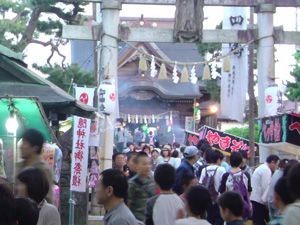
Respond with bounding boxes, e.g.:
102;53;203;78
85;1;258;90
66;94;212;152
70;116;91;192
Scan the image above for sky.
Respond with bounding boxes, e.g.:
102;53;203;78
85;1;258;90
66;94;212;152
23;4;299;89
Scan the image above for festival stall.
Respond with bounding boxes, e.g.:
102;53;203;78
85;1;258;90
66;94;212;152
258;113;300;156
185;125;259;156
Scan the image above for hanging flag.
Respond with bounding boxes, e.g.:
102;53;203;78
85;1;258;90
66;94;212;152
220;7;249;122
265;85;280;116
98;82;116;114
75;87;95;107
70;116;91;192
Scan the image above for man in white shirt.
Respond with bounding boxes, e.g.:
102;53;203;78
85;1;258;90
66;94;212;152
199;150;226;225
250;155;279;225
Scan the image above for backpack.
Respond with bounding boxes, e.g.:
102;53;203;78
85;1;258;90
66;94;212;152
230;172;252;219
201;168;219;203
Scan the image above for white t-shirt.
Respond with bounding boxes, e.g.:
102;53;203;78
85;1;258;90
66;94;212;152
175;217;212;225
157;156;179;168
153;194;185;225
199;165;226;192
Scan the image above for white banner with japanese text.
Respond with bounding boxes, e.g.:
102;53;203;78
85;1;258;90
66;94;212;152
70;116;91;192
220;8;249;122
75;87;95;106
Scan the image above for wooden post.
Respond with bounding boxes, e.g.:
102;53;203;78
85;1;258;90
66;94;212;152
100;0;121;170
256;3;276;162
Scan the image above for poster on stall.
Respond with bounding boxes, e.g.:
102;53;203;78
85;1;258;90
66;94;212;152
42;143;56;171
185;126;258;156
89;117;100;146
88;146;100;188
70;116;91;192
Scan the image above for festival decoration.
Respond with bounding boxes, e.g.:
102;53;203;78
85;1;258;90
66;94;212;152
172;62;180;84
150;55;157;78
202;64;211;80
158;63;168;80
180;66;189;83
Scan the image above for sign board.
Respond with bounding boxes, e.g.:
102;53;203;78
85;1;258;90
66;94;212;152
259;113;300;147
70;116;91;192
185;126;258;156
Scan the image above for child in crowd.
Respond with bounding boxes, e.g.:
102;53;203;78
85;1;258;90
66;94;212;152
128;152;156;222
145;164;185;225
175;186;212;225
218;191;245;225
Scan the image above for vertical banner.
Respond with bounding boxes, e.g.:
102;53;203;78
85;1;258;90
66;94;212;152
70;116;91;192
75;87;95;106
220;8;249;122
265;86;280;116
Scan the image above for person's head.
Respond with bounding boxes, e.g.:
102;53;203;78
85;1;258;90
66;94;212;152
15;198;39;225
149;145;154;152
209;150;222;165
180;173;198;193
151;149;160;160
134;151;151;177
112;153;125;169
266;155;280;172
127;142;134;151
180;146;185;154
230;152;243;168
239;150;249;167
96;169;128;206
142;145;151;155
273;177;294;210
283;159;299;177
154;164;175;191
287;162;300;201
171;150;179;158
20;129;45;159
184;146;199;164
89;147;97;157
161;145;172;158
173;142;180;149
185;186;212;218
196;139;212;155
0;184;16;225
218;191;244;221
139;142;146;148
149;131;153;136
204;149;213;164
127;152;138;172
16;167;49;204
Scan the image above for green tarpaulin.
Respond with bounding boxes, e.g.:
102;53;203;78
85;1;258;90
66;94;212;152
0;97;53;142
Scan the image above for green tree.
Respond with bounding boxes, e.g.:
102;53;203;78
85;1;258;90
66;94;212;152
225;124;259;143
286;51;300;101
0;0;87;64
33;63;94;93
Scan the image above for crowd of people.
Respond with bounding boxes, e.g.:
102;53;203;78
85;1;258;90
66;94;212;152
107;140;300;225
1;128;300;225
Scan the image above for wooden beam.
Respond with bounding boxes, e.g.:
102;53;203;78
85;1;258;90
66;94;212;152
82;0;300;7
62;25;300;44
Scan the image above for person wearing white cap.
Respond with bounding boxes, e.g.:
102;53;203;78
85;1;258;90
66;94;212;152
173;146;199;195
157;145;178;169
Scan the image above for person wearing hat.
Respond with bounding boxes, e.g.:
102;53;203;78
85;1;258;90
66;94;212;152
156;145;178;169
173;146;199;195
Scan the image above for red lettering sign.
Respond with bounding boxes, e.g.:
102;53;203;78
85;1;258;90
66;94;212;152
78;118;87;129
219;136;231;151
206;130;220;145
75;150;84;161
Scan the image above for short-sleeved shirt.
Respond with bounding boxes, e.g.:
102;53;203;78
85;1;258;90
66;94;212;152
175;217;211;225
145;194;185;225
199;165;226;193
104;202;138;225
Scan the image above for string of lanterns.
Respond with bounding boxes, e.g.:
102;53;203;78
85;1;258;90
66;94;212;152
120;111;174;125
103;32;273;84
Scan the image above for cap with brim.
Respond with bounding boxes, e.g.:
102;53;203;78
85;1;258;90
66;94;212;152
162;145;172;151
184;146;198;158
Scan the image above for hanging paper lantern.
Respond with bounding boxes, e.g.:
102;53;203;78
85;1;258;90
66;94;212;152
158;63;168;80
144;115;147;124
150;55;157;78
190;65;198;84
202;64;211;80
172;62;180;84
135;115;139;124
139;54;148;72
180;66;189;83
223;56;231;72
152;114;155;123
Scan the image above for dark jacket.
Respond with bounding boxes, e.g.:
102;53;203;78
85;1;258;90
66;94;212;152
173;158;195;195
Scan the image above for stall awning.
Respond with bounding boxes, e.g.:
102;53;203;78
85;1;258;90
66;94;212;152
0;45;96;118
0;97;55;142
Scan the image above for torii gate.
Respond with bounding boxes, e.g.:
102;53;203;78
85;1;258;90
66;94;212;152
63;0;300;168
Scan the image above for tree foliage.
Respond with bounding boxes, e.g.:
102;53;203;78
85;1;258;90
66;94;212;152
33;63;94;93
286;51;300;101
225;124;259;142
0;0;87;64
